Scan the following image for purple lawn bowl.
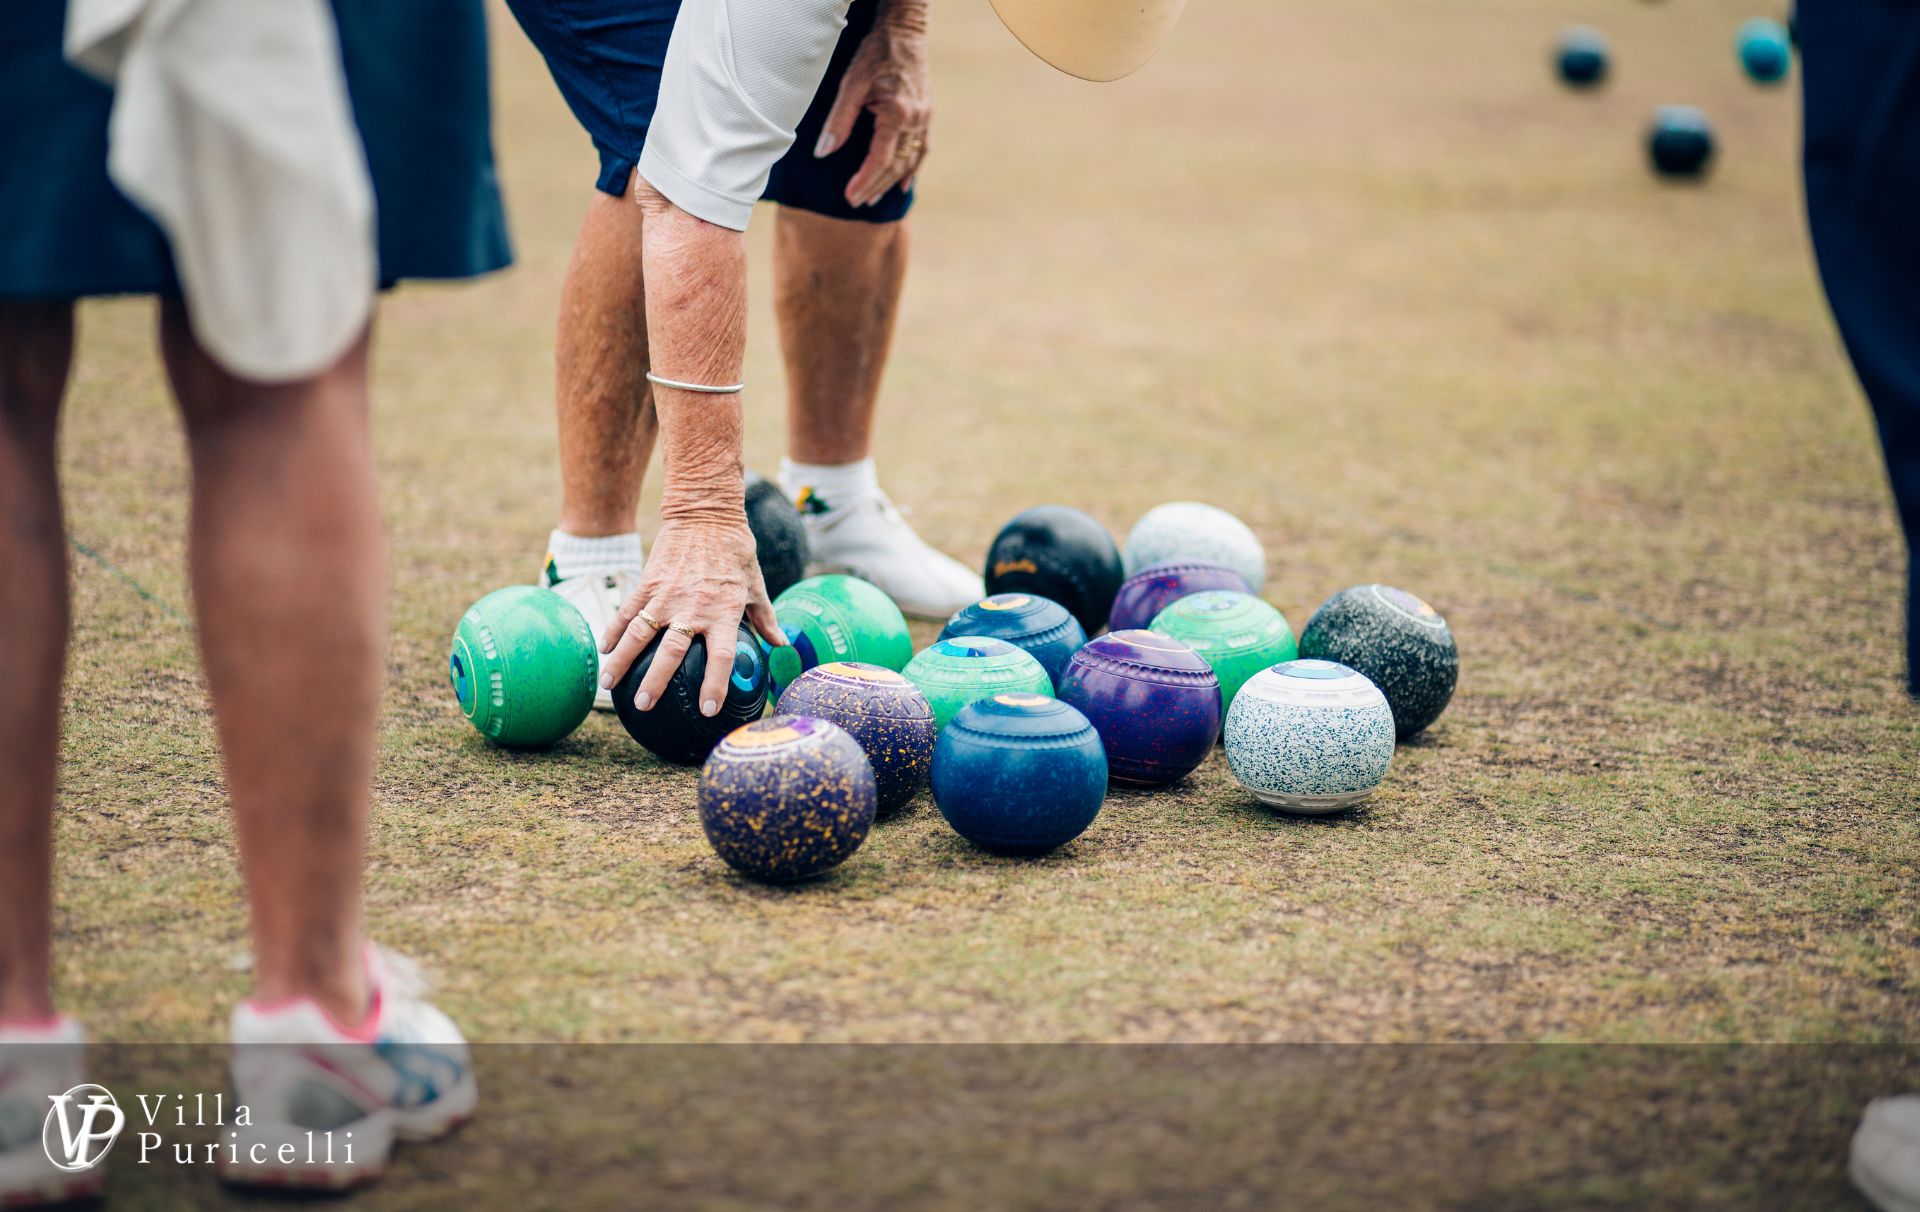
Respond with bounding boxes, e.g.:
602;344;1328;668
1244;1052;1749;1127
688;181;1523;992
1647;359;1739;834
1057;630;1222;786
1107;560;1254;634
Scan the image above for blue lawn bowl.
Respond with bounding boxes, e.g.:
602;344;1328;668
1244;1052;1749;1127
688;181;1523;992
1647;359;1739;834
938;593;1088;691
1736;18;1792;85
1648;106;1716;180
1556;26;1609;89
932;694;1108;855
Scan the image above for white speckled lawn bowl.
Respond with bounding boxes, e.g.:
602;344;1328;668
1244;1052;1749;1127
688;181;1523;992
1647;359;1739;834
1122;502;1268;592
1224;659;1395;815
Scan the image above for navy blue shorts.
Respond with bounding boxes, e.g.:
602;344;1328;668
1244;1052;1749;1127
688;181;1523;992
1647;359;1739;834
506;0;913;224
1802;0;1920;694
0;0;512;300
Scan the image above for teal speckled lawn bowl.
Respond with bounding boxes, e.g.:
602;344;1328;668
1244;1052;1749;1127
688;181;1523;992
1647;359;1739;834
1224;660;1395;815
903;637;1053;731
1147;590;1297;715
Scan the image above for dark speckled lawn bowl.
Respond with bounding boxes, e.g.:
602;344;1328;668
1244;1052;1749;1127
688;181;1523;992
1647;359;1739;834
1057;630;1221;786
1298;584;1458;740
697;715;877;883
776;662;936;818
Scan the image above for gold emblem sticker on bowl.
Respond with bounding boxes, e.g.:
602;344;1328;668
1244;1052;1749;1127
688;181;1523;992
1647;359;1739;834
819;662;903;682
1373;584;1446;627
724;717;821;749
980;595;1031;611
994;693;1051;708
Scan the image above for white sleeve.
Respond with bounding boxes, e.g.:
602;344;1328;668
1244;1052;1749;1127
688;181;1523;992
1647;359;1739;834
638;0;854;231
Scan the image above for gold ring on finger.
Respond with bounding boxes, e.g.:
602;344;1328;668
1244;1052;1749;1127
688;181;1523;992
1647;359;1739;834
638;608;662;631
668;620;698;638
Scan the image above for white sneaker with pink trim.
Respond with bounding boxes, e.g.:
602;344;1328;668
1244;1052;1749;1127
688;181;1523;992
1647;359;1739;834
0;1017;105;1209
1855;1096;1920;1212
221;949;476;1191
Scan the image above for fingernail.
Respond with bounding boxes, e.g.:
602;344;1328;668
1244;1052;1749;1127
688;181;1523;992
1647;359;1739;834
600;674;613;689
815;132;839;158
635;691;652;711
702;699;719;717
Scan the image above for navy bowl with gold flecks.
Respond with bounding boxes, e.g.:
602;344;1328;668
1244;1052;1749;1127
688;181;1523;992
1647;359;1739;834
697;715;877;882
776;662;936;818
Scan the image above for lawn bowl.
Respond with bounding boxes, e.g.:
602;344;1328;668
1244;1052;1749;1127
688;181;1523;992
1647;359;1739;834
697;715;877;883
932;694;1108;855
939;593;1087;690
776;662;936;817
1057;630;1221;786
1225;659;1396;815
903;637;1054;732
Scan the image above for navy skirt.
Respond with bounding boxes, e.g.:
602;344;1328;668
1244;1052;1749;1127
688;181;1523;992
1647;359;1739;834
1801;0;1920;694
0;0;513;299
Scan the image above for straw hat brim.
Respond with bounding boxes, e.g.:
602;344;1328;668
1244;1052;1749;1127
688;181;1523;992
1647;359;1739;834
987;0;1187;82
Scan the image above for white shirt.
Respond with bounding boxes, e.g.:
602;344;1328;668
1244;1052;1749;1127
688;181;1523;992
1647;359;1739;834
66;0;376;383
638;0;857;231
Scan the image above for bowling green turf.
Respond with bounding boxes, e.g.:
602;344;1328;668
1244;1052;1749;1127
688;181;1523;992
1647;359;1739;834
46;0;1915;1055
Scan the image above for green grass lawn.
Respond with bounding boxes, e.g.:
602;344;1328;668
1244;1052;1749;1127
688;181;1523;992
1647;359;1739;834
46;0;1917;1046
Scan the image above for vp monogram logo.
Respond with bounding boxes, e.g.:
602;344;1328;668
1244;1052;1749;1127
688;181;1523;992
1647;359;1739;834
42;1084;125;1172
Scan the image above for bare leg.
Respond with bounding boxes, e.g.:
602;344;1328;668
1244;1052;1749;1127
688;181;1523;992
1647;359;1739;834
556;188;657;536
774;209;909;464
160;301;379;1025
0;303;74;1023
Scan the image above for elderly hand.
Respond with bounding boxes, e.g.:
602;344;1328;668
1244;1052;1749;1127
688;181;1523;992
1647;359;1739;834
599;515;784;717
814;0;931;208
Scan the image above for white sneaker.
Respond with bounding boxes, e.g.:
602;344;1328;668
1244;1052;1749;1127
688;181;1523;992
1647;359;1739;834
547;567;644;711
223;947;476;1192
1855;1096;1920;1212
800;489;982;619
0;1017;104;1209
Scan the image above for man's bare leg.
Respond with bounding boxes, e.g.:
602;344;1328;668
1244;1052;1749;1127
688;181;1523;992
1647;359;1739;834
772;208;980;617
160;301;379;1026
556;189;657;538
543;188;657;706
0;303;74;1024
774;208;907;465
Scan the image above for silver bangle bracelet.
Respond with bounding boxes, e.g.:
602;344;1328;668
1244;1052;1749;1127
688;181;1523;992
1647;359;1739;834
646;371;745;395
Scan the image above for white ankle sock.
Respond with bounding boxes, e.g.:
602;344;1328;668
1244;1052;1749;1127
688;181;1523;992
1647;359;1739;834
780;458;878;517
544;530;645;583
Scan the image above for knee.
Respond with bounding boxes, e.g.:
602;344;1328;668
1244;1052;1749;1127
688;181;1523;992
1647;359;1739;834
0;302;75;441
161;300;370;441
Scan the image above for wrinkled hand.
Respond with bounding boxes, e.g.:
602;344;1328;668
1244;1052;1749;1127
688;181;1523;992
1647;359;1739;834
814;6;931;208
600;517;783;716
